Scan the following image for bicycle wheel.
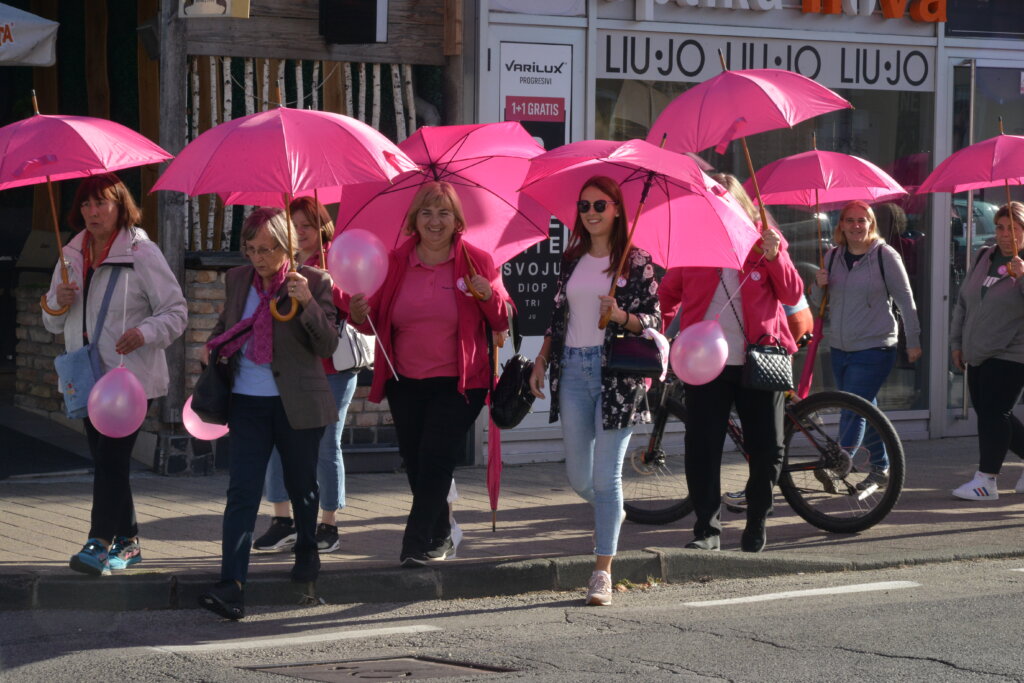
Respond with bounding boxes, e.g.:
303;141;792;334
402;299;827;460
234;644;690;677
778;390;905;533
622;381;691;524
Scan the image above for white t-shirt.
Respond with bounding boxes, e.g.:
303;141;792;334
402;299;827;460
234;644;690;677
705;268;746;366
566;253;614;348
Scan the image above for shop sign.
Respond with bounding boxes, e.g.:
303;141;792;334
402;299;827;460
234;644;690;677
499;42;574;335
623;0;945;22
599;31;934;91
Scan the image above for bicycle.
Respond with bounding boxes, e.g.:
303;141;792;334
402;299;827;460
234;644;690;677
622;376;905;533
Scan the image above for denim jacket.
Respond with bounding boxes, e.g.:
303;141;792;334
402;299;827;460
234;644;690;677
545;247;661;430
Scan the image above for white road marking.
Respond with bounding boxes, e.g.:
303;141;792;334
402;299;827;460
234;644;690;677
683;580;921;607
1009;568;1024;573
150;624;442;653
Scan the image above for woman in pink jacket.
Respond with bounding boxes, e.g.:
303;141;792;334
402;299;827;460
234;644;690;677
349;181;509;567
661;173;803;553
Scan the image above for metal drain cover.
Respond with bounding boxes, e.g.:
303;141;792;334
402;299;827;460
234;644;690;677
251;656;510;681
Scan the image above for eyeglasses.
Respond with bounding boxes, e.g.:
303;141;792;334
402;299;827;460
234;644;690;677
843;217;870;225
243;245;281;259
577;199;616;213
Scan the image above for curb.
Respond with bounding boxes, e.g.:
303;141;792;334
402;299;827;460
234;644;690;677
7;546;1024;612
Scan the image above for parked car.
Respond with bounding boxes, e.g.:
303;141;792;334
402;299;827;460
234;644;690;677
951;199;998;281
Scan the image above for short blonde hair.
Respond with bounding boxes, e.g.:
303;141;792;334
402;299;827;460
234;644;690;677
241;207;297;258
402;181;467;236
833;200;880;247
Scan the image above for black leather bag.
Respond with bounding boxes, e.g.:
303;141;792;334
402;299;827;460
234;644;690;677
192;328;246;425
742;334;793;392
490;353;536;430
607;335;663;377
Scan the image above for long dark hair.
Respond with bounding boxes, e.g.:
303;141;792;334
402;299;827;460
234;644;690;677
563;175;629;274
67;173;142;232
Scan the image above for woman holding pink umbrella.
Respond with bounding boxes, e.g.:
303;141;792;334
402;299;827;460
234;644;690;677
662;173;802;554
528;175;661;606
949;201;1024;501
42;173;187;576
251;197;363;555
349;181;509;568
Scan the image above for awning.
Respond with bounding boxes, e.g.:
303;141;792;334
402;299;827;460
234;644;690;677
0;3;57;67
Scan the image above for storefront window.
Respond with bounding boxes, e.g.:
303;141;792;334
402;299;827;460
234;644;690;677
596;79;934;410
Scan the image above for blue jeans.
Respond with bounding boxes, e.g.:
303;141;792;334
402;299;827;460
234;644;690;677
264;370;358;511
830;347;897;470
558;346;633;557
222;394;324;583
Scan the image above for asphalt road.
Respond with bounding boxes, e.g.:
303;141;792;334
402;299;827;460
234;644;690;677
3;558;1023;682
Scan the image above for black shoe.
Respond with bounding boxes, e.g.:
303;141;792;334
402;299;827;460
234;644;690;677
315;523;340;553
741;521;767;553
198;580;245;620
425;536;454;562
684;536;720;551
252;517;296;552
400;550;429;568
291;549;321;583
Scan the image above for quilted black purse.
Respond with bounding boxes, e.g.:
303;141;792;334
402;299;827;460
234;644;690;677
742;334;793;392
490;353;536;429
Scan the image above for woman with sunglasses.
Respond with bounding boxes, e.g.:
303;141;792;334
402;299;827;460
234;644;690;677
528;176;661;606
810;200;921;493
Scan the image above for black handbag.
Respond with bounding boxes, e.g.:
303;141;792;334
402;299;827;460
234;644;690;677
742;334;794;392
490;353;536;429
607;335;663;378
192;327;246;426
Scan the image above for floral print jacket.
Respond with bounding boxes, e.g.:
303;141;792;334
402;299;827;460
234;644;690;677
545;247;662;430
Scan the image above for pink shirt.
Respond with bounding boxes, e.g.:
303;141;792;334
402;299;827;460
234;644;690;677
390;247;460;378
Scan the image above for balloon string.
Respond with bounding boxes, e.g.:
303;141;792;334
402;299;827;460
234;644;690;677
712;267;757;322
366;314;399;381
120;271;129;369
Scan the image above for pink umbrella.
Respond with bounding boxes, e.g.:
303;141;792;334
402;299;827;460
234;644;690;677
335;121;551;268
152;106;417;320
0;92;173;315
521;138;762;272
917;128;1024;252
647;68;853;157
746;149;907;210
647;64;852;233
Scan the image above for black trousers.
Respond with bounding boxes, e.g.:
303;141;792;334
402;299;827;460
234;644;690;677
386;376;486;555
967;357;1024;475
221;394;324;583
683;365;785;539
84;414;145;542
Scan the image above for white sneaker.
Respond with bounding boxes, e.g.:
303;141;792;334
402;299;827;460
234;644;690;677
952;472;999;501
586;570;613;606
1015;470;1024;494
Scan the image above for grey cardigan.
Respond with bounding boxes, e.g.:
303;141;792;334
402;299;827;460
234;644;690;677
950;246;1024;366
809;241;921;352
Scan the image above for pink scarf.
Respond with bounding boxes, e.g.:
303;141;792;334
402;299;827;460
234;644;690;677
206;265;289;364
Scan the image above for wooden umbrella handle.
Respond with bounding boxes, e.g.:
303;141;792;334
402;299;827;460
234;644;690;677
460;242;486;300
39;175;70;316
271;192;299;322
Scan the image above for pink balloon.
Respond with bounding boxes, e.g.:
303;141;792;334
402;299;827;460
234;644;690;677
87;367;148;438
327;229;389;297
670;320;728;386
182;395;229;441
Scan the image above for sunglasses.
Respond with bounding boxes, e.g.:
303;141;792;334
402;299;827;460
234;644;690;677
577;199;616;213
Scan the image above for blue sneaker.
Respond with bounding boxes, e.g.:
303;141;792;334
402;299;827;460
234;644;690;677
108;536;142;570
69;538;110;576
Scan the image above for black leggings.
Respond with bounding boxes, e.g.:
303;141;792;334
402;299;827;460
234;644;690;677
967;357;1024;475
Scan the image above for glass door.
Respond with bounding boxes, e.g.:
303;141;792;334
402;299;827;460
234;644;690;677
945;59;1024;433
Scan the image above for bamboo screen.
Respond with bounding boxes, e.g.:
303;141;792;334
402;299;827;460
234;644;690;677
184;56;418;252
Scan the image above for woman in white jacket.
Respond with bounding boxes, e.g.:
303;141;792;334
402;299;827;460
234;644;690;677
42;173;187;577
